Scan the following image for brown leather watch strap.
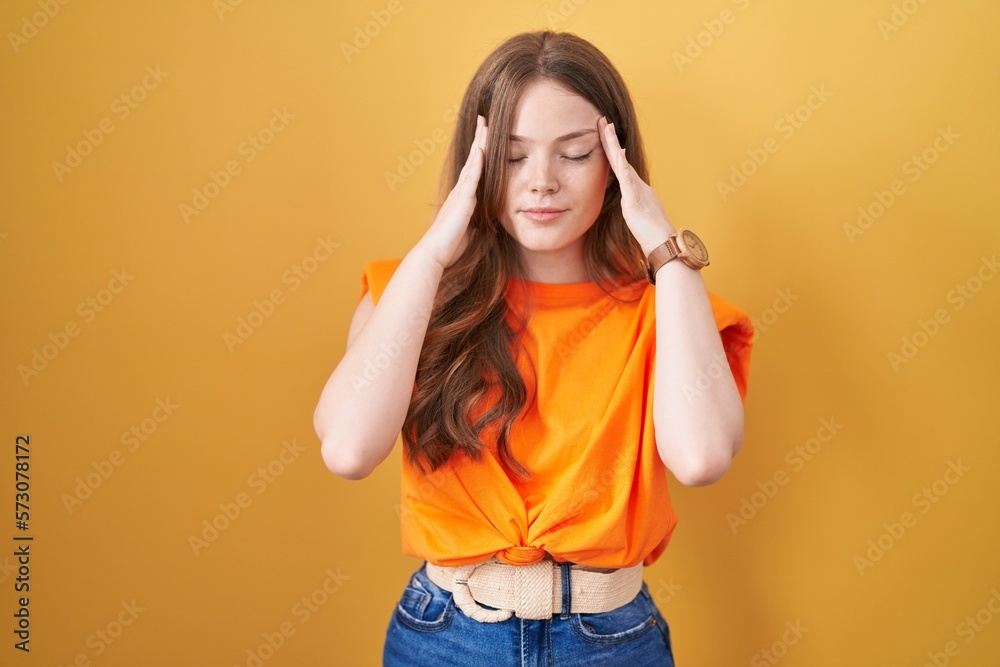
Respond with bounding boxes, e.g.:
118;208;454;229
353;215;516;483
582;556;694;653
645;238;679;285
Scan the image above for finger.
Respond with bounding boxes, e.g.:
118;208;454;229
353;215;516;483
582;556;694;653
460;118;485;174
596;116;612;160
467;115;484;162
599;118;628;177
597;116;616;150
454;118;486;192
597;116;622;157
600;118;636;195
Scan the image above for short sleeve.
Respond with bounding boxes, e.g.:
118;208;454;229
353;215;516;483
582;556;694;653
359;258;404;306
707;291;755;402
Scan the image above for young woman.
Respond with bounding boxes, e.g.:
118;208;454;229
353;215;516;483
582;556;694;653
314;30;754;666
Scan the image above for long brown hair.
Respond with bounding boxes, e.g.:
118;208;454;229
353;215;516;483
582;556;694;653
402;31;650;480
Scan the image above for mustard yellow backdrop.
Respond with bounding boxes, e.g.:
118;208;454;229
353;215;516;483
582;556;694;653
1;0;998;664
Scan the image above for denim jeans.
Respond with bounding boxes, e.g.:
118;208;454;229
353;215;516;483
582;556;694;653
383;561;676;666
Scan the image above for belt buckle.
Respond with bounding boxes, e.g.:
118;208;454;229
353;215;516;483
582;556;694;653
513;559;555;620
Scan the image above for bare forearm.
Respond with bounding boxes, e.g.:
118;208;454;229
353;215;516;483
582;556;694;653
595;117;744;485
315;116;489;479
314;244;443;478
652;259;744;486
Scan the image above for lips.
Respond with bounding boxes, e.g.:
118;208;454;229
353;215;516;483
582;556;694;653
520;207;567;222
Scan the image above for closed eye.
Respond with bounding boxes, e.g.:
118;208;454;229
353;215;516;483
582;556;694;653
508;149;595;165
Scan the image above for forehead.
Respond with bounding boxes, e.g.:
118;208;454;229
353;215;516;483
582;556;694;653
508;78;601;140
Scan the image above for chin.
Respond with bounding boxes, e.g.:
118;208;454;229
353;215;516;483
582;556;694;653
502;217;592;255
506;227;582;255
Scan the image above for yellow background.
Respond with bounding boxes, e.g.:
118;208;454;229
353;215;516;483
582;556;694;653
2;0;999;664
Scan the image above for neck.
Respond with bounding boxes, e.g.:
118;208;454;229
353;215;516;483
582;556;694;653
517;243;589;284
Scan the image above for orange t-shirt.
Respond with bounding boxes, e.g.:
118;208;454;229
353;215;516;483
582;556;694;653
359;258;754;569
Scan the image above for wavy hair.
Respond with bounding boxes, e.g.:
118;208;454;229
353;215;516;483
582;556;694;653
402;31;649;480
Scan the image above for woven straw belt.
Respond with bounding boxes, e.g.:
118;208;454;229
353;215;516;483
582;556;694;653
424;556;644;623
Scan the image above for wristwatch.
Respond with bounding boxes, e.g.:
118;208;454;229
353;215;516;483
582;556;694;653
644;228;710;284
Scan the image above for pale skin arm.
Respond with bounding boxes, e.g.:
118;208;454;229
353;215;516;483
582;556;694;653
313;116;490;480
597;117;744;487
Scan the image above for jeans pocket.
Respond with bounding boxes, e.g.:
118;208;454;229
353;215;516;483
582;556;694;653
394;565;456;633
570;586;659;645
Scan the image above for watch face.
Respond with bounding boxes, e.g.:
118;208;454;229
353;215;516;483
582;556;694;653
679;229;709;264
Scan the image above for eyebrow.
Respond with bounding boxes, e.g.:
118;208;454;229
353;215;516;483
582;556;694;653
508;129;596;143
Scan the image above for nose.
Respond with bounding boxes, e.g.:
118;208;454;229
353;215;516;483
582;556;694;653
528;157;559;194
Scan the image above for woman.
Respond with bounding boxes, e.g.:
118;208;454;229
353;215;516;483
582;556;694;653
314;30;754;666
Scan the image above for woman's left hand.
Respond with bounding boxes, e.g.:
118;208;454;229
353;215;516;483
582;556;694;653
598;116;676;256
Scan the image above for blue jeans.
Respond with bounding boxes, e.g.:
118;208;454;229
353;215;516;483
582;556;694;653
383;561;676;666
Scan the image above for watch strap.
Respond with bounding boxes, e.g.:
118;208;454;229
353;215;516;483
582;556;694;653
645;237;679;285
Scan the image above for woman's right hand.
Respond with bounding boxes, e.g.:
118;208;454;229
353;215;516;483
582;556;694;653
416;114;489;270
